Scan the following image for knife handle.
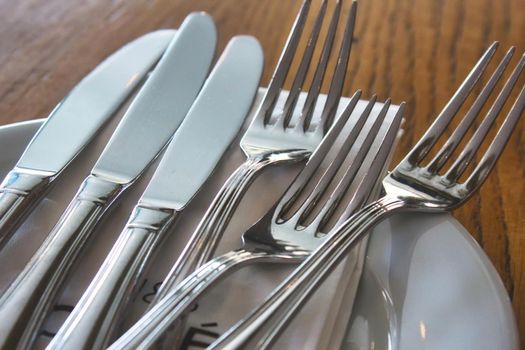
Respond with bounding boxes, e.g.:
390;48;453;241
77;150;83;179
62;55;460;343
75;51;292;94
48;205;177;350
151;157;271;303
0;174;123;350
0;168;53;249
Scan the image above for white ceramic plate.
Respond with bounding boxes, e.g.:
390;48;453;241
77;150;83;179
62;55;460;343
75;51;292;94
343;213;519;350
0;119;518;350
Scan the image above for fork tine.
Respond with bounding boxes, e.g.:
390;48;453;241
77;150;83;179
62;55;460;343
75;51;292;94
426;47;515;174
405;42;499;165
296;0;343;132
336;102;406;224
290;95;378;227
311;99;393;231
278;90;362;219
254;0;312;125
445;53;525;182
316;0;358;134
280;0;328;129
464;82;525;192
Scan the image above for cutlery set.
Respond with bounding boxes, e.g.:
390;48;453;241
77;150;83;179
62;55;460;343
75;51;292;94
0;13;217;349
48;34;263;350
0;30;176;250
0;0;523;349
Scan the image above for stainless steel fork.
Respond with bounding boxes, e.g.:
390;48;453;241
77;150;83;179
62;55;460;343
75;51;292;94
152;0;358;301
207;42;525;349
108;91;405;349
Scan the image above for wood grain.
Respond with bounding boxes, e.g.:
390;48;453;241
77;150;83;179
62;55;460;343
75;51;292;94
0;0;524;343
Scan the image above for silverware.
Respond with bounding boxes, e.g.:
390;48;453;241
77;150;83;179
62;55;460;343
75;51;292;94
0;30;175;250
209;43;525;349
108;91;404;349
151;0;357;316
48;35;264;350
0;13;217;349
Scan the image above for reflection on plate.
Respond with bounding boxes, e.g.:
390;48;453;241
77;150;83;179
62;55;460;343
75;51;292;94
0;119;518;350
344;212;518;350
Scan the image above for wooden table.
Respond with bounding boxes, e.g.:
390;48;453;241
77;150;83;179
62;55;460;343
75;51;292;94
0;0;524;344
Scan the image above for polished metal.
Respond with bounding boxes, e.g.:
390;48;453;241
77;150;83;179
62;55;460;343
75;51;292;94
47;35;264;350
207;43;525;349
108;90;405;349
112;43;525;349
0;30;175;249
0;13;217;350
149;0;358;321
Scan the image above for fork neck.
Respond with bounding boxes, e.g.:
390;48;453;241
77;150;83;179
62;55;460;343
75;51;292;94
242;146;311;164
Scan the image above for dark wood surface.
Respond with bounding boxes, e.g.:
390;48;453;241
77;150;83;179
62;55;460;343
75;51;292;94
0;0;524;343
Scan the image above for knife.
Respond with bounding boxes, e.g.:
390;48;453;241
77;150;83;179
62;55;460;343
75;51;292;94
0;29;176;250
0;13;216;350
48;35;263;350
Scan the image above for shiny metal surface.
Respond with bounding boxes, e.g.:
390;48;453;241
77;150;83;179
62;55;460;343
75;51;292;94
16;30;175;174
149;0;358;319
113;43;524;349
0;30;175;249
108;91;404;349
208;43;525;349
141;36;263;210
47;35;263;350
92;15;216;184
0;175;124;350
0;13;216;350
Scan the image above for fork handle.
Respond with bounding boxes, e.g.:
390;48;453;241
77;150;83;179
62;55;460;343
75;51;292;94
0;174;123;350
108;249;277;350
209;195;406;349
47;205;177;350
0;168;53;249
138;157;271;350
151;157;271;303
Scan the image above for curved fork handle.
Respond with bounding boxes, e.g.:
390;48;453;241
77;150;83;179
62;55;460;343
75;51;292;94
0;169;53;249
209;196;405;349
48;205;177;350
0;175;122;350
152;157;271;302
108;249;269;350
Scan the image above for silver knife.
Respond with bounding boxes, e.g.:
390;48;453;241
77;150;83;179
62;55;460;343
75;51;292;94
0;12;216;350
0;29;176;249
48;35;263;350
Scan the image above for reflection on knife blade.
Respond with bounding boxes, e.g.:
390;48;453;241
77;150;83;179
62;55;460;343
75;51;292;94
0;29;176;249
0;12;216;350
49;35;263;350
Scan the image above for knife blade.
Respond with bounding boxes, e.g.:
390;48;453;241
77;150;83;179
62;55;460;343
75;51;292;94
0;29;176;249
47;36;263;350
0;12;216;350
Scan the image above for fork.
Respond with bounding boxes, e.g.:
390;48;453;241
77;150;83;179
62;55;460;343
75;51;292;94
151;0;358;302
108;90;405;349
208;42;525;349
